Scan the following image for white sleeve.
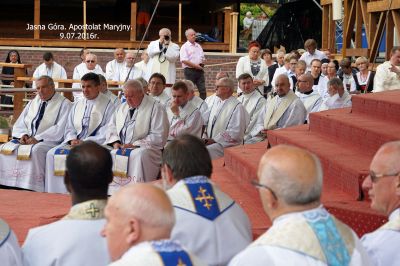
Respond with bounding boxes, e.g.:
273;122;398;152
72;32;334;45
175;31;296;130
165;43;180;63
12;102;31;138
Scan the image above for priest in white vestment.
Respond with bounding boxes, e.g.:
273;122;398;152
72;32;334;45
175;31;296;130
361;141;400;266
146;28;180;85
229;145;371;266
296;73;323;121
310;59;330;100
119;51;144;83
373;46;400;92
134;49;149;74
237;73;267;144
319;77;352;111
249;74;307;143
203;77;249;160
98;74;120;107
105;48;125;82
23;142;112;266
45;73;115;193
162;134;252;266
102;183;206;266
148;73;171;106
105;80;169;195
183;79;209;125
0;218;22;266
72;53;104;101
0;76;71;192
32;52;67;89
167;81;202;141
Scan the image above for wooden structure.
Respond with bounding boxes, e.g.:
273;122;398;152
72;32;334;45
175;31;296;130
321;0;400;62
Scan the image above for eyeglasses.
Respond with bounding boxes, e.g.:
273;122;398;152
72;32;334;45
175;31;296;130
251;179;277;199
216;85;228;89
86;60;95;63
297;80;307;83
368;171;400;183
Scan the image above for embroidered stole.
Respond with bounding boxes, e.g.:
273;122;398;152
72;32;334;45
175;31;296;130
263;90;297;130
206;96;240;138
0;139;19;155
16;144;34;160
113;148;134;178
150;240;193;266
54;145;72;176
166;101;198;125
63;199;107;220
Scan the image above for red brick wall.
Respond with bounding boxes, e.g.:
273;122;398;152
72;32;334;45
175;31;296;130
0;48;242;90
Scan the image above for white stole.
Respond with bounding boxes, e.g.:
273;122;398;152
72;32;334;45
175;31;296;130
166;101;198;124
17;144;34;160
264;90;297;130
207;96;240;138
240;91;264;119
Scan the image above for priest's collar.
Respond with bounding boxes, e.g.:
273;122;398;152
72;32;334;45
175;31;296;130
64;199;107;220
303;89;314;95
273;204;324;225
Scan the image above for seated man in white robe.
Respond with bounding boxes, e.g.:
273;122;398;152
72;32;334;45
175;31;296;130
119;51;144;82
32;52;67;89
0;76;71;192
72;53;104;101
98;74;120;107
134;49;149;74
296;73;322;122
0;218;22;266
105;48;125;82
102;183;205;266
203;77;249;160
237;73;267;144
229;145;371;266
319;77;352;111
167;81;202;141
183;79;209;125
361;141;400;266
250;74;307;143
162;134;252;266
23;142;112;266
105;80;169;195
310;59;330;100
148;73;170;106
45;73;115;193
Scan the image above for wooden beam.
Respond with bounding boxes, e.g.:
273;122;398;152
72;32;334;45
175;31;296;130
344;0;356;50
344;48;369;57
130;1;137;41
360;0;369;42
329;5;336;51
322;5;330;49
223;7;232;44
34;0;40;39
392;9;400;44
369;12;386;62
386;11;394;60
321;0;332;5
367;0;400;13
355;0;363;47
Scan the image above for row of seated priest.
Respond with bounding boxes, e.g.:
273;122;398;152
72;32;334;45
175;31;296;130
0;70;351;194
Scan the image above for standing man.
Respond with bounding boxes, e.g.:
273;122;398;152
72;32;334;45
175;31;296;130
229;145;371;265
180;28;207;100
105;48;126;82
0;76;71;192
299;39;327;71
32;52;67;89
23;142;112;266
146;28;180;85
361;141;400;266
374;46;400;92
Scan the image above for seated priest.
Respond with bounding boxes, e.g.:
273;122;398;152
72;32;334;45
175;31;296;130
0;75;71;192
45;73;115;194
105;80;169;195
203;77;249;160
148;73;171;106
32;52;67;89
167;81;202;141
98;74;120;107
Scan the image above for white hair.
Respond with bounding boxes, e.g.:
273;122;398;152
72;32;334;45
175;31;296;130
182;79;195;92
185;28;195;37
123;79;144;93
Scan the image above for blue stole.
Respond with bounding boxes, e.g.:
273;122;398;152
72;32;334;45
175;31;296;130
151;240;193;266
116;148;133;157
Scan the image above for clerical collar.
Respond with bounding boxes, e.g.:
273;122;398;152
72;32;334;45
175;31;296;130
303;89;314;95
63;199;107;220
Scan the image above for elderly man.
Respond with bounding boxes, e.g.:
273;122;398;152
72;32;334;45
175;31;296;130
120;51;143;82
250;74;306;142
45;73;115;193
296;73;322;121
361;141;400;266
183;79;209;125
237;73;267;144
98;74;120;107
32;52;67;89
374;46;400;92
23;142;112;266
0;219;22;265
105;48;125;82
180;28;206;99
0;76;71;192
146;28;180;84
105;80;168;194
167;81;202;141
148;72;170;106
229;145;371;265
162;134;252;266
203;77;249;160
135;49;149;74
299;38;327;71
72;53;104;101
319;77;352;111
102;183;205;265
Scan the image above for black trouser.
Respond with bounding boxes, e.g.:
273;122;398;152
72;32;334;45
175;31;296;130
184;68;206;100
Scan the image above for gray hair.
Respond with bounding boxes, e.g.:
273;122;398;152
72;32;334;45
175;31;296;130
124;79;144;93
327;77;344;89
36;75;55;88
135;77;148;89
182;79;195;92
185;28;195;37
219;77;235;91
159;28;171;36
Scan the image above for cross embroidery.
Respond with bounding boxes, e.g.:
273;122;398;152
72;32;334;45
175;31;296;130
195;186;215;210
85;203;100;218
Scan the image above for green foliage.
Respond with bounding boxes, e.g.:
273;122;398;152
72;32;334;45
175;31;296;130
239;4;277;28
0;116;9;129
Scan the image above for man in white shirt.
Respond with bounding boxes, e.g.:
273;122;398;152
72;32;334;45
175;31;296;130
98;74;120;107
203;77;249;160
319;77;352;111
229;145;371;266
373;46;400;92
361;141;400;266
299;38;327;71
32;52;67;89
0;218;22;266
0;76;71;192
105;48;125;82
105;80;169;194
134;49;149;74
120;51;143;82
296;73;322;121
310;59;330;100
167;81;202;141
183;79;209;125
271;53;296;91
23;142;112;266
102;183;205;266
45;73;115;193
148;73;170;106
146;28;180;85
162;134;252;266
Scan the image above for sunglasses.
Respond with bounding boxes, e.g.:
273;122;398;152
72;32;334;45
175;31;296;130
86;60;95;63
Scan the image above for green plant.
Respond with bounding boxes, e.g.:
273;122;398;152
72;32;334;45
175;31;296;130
0;116;9;129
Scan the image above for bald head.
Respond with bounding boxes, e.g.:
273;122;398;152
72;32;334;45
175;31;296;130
114;48;125;63
275;74;291;97
258;145;323;206
371;141;400;174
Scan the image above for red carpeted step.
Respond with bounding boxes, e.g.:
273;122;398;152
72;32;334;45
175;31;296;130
352;90;400;123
